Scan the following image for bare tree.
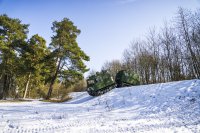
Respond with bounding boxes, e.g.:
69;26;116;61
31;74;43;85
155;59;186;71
176;8;200;78
101;60;123;79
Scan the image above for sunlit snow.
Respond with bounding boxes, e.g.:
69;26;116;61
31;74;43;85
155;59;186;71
0;79;200;133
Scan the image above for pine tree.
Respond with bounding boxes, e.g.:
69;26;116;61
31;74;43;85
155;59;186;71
20;34;48;99
0;14;28;99
46;18;90;99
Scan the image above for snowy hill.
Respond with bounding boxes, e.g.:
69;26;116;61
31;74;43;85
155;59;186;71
0;79;200;133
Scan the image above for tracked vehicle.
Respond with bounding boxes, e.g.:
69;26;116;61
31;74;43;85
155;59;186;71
115;70;140;88
86;71;116;96
86;70;140;96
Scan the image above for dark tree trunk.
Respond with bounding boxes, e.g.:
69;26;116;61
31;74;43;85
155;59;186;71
46;75;56;100
46;57;62;100
0;81;3;100
2;74;8;100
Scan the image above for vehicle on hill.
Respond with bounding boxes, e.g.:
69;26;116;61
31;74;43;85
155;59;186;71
115;70;140;88
86;70;116;96
86;70;140;96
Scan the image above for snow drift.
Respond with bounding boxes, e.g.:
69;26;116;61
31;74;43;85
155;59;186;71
0;79;200;133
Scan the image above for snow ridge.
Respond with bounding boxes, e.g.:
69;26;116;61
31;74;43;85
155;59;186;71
0;79;200;133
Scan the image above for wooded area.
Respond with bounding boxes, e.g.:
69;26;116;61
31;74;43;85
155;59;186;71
0;8;200;100
0;15;89;100
102;8;200;84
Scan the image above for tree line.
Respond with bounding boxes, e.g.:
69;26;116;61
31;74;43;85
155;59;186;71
102;8;200;84
1;7;199;100
0;15;89;100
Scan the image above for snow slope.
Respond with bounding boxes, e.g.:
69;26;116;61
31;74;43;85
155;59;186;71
0;79;200;133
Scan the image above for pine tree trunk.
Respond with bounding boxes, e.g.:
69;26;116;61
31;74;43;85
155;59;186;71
0;90;3;100
46;57;62;100
23;73;31;99
46;75;56;100
2;74;8;100
0;77;3;100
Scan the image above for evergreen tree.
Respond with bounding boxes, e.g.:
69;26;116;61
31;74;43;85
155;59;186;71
0;14;28;99
19;34;48;98
46;18;90;99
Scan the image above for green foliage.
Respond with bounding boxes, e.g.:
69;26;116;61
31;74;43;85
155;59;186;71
46;18;90;99
50;18;90;72
0;14;29;99
0;15;89;100
20;34;49;83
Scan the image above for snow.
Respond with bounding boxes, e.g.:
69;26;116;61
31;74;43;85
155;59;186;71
0;79;200;133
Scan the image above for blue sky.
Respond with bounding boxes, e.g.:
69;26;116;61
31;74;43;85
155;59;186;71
0;0;200;74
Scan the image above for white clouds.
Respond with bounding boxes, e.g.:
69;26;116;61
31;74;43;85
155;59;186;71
117;0;138;4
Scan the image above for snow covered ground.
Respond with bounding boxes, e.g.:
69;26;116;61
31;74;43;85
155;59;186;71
0;79;200;133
